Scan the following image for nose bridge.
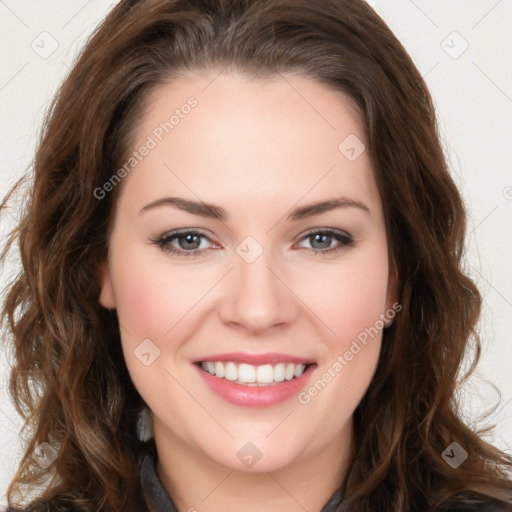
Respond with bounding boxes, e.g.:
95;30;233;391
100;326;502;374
219;235;297;332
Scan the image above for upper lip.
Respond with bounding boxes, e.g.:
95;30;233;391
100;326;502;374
193;352;316;366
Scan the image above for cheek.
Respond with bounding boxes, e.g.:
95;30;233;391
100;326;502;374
110;235;390;348
296;259;388;427
109;242;206;341
107;243;206;405
304;254;390;347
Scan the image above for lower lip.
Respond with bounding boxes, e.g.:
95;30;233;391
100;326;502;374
193;363;316;408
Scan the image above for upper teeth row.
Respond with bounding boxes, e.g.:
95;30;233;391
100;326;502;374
200;361;307;383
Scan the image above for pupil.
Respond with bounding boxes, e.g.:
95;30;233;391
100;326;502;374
312;234;331;249
181;234;200;250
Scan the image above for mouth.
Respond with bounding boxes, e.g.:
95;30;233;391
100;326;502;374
195;360;316;387
191;352;318;407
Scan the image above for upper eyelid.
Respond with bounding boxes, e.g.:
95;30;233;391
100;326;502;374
156;227;353;246
161;228;217;242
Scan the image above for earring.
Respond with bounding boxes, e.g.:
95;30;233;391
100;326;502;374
136;408;154;442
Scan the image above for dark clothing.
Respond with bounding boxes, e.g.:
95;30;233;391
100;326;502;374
6;440;512;511
139;439;345;511
139;440;511;512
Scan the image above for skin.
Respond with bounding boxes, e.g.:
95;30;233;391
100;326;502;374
99;70;396;512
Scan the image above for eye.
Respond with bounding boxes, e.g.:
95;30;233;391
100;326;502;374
295;228;354;255
151;229;217;258
151;227;354;258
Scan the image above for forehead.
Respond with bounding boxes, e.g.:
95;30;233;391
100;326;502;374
138;70;364;149
118;71;380;215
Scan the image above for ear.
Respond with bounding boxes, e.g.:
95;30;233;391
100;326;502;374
97;259;116;309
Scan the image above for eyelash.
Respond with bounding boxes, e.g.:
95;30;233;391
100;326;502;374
151;228;354;258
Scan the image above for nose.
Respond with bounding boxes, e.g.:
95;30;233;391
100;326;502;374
218;245;299;335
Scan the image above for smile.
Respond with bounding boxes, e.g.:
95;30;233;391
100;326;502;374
193;360;317;408
198;361;310;386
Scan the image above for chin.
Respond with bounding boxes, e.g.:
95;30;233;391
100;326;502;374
202;437;306;474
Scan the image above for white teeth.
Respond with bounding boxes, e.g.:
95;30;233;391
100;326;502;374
285;363;295;380
215;361;225;378
256;364;274;384
273;363;285;382
224;362;237;381
238;363;256;383
294;364;306;378
199;361;309;385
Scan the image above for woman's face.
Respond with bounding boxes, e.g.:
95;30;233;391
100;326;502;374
99;71;396;472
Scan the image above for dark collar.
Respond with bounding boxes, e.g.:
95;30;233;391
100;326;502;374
139;440;345;512
139;440;178;512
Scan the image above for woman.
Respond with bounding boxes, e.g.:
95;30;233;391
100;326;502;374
2;0;511;511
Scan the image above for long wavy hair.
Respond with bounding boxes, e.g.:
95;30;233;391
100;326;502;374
2;0;512;511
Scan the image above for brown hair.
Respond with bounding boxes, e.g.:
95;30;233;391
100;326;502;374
2;0;512;511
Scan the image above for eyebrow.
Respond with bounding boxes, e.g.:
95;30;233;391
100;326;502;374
139;196;370;221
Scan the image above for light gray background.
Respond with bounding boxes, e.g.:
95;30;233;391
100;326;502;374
1;0;511;506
